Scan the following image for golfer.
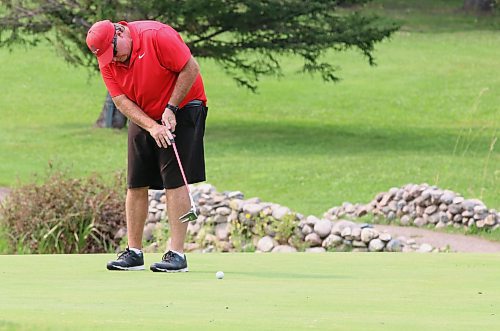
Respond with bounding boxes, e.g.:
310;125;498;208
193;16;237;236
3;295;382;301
86;20;208;272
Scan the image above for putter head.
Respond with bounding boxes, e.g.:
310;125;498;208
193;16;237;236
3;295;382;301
179;207;198;223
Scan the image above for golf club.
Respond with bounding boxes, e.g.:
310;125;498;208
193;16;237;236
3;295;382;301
161;125;198;222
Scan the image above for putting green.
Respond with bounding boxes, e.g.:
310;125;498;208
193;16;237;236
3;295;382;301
0;253;499;330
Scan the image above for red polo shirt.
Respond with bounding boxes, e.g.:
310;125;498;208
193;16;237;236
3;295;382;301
100;21;207;120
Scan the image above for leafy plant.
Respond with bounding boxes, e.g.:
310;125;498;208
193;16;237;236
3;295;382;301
0;170;126;254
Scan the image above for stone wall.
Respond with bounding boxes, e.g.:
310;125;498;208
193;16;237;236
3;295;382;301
324;183;499;231
118;184;445;253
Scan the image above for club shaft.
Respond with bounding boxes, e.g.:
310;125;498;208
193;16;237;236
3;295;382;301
171;142;191;194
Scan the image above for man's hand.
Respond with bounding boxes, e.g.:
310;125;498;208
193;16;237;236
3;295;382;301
162;108;177;133
149;122;174;148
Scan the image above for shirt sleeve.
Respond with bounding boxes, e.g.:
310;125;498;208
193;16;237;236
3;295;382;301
100;66;124;97
155;26;192;72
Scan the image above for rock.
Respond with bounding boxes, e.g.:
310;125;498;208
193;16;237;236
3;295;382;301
441;191;456;204
484;215;496;226
379;193;393;207
146;213;157;224
187;222;201;236
305;247;326;253
379;232;392;242
322;234;343;248
143;223;156;241
257;236;274;252
305;215;320;226
204;233;217;245
448;204;462;214
114;227;127;240
462;210;474;218
400;215;411;226
417;243;433;253
243;203;263;217
143;242;159;253
385;239;402;252
272;206;291;220
301;224;313;236
215;223;230;241
184;242;200;252
215;207;231;216
435;221;446;229
351;227;362;241
414;217;427;227
356;206;368;217
474;205;488;214
424;205;437;215
331;220;352;235
344;203;356;214
406;238;416;245
216;240;233;252
229;199;244;211
227;191;244;199
462;199;481;211
341;227;352;239
314;219;333;238
361;228;378;243
272;245;297;253
305;233;322;247
352;240;367;248
214;214;228;224
368;239;385;252
245;197;261;204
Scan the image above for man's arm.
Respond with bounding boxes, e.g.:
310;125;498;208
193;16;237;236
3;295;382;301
113;94;173;148
161;56;200;132
168;56;200;106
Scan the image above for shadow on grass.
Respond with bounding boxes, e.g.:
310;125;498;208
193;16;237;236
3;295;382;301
206;120;495;157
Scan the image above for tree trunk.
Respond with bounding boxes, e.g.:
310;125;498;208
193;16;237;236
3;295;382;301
464;0;496;12
94;92;127;129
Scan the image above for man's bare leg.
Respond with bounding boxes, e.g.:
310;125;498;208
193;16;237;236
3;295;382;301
126;187;149;249
166;186;190;253
106;187;148;270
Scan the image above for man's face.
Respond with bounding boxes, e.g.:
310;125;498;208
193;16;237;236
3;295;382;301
112;29;132;63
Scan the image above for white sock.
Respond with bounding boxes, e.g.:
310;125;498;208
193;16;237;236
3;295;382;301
129;247;142;255
170;250;185;259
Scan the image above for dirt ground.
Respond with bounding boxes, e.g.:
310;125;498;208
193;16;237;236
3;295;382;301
373;224;500;253
1;187;499;252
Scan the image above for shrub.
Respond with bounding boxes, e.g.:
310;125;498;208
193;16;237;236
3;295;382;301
0;171;126;254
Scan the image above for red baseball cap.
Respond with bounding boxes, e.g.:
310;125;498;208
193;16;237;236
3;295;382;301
86;20;115;68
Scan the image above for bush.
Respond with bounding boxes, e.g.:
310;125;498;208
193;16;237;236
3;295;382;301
0;171;126;254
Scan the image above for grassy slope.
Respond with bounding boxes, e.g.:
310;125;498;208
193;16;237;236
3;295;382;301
0;0;498;218
0;253;499;331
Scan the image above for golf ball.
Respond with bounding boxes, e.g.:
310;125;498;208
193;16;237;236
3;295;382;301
216;271;224;279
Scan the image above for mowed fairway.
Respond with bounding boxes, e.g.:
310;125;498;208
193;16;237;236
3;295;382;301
0;253;499;330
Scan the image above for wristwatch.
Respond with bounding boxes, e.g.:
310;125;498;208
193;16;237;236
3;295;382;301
166;103;179;115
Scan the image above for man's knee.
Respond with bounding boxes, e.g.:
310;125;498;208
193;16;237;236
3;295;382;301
127;187;149;197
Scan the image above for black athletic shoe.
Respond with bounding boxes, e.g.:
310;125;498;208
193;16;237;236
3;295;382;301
107;248;145;271
150;251;188;272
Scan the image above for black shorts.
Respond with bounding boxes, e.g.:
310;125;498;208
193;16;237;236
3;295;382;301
127;101;208;190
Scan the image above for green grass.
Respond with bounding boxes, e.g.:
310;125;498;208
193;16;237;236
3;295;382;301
0;0;498;218
0;253;499;331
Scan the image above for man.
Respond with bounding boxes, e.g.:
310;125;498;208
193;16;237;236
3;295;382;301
86;20;208;272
